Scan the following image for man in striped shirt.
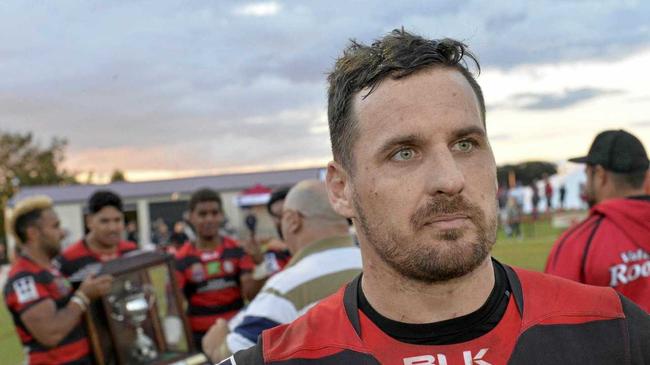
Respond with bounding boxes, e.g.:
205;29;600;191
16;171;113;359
202;180;362;362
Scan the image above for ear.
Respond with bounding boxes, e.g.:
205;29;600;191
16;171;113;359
594;165;608;188
326;161;355;218
25;225;40;243
643;170;650;194
283;210;302;236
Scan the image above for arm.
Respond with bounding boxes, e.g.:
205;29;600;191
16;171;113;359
240;273;265;301
203;318;231;362
206;287;297;362
21;274;113;347
20;296;86;347
238;250;265;301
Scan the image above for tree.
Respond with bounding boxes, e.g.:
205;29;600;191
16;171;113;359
497;161;557;187
110;169;127;183
0;131;77;243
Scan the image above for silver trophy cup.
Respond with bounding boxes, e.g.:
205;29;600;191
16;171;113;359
108;280;159;363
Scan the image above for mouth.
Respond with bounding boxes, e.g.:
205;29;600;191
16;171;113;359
423;214;470;229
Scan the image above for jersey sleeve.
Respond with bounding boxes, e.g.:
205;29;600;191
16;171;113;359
4;272;52;314
174;255;189;289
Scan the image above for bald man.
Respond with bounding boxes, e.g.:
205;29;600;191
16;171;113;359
202;180;362;362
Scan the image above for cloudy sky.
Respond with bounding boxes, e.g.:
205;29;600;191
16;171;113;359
1;0;649;182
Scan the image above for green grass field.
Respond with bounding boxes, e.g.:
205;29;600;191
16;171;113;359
0;219;563;364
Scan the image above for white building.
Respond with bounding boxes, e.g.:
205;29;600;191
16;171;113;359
4;167;326;257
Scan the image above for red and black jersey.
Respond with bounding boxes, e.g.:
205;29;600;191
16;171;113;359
545;196;650;312
228;263;650;364
55;239;138;280
175;237;255;333
3;255;91;365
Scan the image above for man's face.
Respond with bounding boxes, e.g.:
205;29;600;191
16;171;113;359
189;201;222;241
36;209;65;258
269;199;285;239
87;206;124;248
342;68;498;283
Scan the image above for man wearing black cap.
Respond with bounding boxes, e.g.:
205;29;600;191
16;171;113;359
545;129;650;312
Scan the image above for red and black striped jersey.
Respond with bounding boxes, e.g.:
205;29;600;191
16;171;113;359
3;254;91;365
175;237;255;333
228;264;650;364
55;239;138;280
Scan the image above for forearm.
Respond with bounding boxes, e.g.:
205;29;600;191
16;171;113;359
241;277;266;301
23;293;88;347
46;301;86;343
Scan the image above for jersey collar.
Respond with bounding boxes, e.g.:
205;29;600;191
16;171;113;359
342;258;525;338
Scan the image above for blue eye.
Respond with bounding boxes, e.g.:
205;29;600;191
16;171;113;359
454;140;475;152
392;148;415;161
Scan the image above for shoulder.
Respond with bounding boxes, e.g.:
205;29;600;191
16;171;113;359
60;240;87;260
513;267;624;327
556;213;603;245
265;247;361;299
222;236;240;248
508;266;649;363
259;286;368;363
119;240;138;252
545;214;604;273
222;237;247;259
5;261;44;291
3;262;52;310
174;242;195;258
174;243;199;268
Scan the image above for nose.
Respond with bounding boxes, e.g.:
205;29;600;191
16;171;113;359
425;147;465;196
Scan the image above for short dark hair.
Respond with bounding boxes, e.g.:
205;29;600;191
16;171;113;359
610;170;648;190
267;186;291;216
189;188;222;212
87;190;123;214
14;209;45;243
327;28;484;170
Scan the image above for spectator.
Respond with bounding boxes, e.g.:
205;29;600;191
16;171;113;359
203;180;361;362
545;129;650;311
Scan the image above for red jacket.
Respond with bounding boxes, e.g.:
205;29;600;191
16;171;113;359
225;266;650;364
545;196;650;311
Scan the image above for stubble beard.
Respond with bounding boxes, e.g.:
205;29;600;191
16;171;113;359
354;191;497;284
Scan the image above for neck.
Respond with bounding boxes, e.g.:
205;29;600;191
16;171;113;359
22;245;52;267
361;247;494;324
196;235;221;250
85;233;117;254
600;186;646;203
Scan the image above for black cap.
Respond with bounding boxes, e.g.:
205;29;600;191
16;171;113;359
569;129;649;173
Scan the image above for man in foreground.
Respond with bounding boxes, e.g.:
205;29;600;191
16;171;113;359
203;180;362;361
545;129;650;311
3;196;112;364
224;29;649;364
56;190;138;281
